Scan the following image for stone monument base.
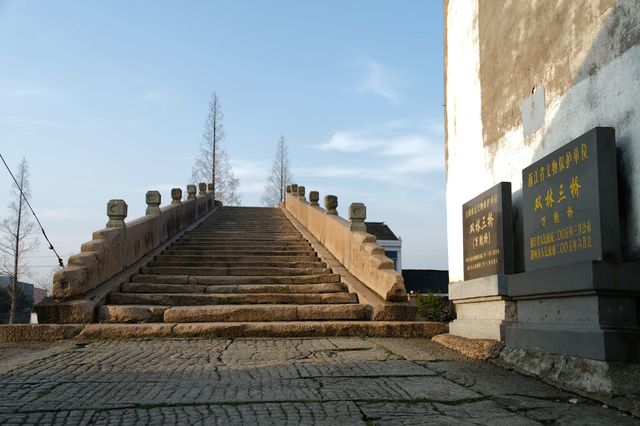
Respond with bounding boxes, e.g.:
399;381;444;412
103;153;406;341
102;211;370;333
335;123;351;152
448;275;515;341
505;261;640;362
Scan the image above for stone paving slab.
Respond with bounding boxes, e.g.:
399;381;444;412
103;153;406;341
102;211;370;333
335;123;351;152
0;337;636;425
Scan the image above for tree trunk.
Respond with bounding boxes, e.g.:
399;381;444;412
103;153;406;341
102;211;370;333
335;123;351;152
9;170;24;324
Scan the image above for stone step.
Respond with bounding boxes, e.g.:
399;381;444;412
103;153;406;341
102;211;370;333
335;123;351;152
131;273;341;285
163;304;371;322
107;292;358;306
121;282;346;294
77;321;445;339
185;230;304;241
169;243;313;252
154;254;320;263
147;260;326;269
163;249;316;257
171;240;311;248
139;266;332;276
99;304;371;323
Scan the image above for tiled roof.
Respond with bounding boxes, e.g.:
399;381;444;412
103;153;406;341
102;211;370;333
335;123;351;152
365;222;399;240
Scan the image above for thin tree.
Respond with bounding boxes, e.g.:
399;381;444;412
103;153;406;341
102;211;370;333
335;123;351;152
191;92;241;206
262;135;292;207
0;159;38;324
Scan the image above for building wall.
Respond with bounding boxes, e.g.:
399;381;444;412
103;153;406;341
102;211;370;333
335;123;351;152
445;0;640;281
378;239;402;272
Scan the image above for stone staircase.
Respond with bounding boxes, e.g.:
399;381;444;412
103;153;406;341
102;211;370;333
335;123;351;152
99;207;371;323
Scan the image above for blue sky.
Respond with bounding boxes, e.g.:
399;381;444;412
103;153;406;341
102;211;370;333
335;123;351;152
0;1;446;284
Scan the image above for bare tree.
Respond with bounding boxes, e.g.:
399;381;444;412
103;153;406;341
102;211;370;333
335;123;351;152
262;135;292;207
0;158;38;324
191;92;241;206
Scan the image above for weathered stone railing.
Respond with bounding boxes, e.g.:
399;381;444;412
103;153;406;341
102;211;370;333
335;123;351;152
35;183;218;323
283;184;407;302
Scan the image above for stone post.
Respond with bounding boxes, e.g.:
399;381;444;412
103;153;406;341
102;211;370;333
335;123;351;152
291;184;299;196
349;202;367;232
198;182;207;196
309;191;320;206
298;185;306;201
324;195;338;215
286;185;292;194
187;185;197;200
171;188;182;205
145;191;161;216
106;199;127;228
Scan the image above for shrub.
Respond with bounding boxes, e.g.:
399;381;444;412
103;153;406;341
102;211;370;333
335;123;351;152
416;292;451;322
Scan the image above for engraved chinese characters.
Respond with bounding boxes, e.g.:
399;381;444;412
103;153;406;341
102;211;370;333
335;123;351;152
522;127;621;271
462;182;513;280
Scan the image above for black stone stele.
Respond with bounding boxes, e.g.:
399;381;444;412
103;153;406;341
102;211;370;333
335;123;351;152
522;127;620;272
462;182;513;280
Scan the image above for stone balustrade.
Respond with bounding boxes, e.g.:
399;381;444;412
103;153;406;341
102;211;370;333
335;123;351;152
42;184;217;313
283;184;407;302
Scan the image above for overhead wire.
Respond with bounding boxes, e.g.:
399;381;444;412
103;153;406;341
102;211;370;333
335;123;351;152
0;152;64;267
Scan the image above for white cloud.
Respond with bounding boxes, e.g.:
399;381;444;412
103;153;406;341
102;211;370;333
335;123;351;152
357;60;407;105
317;121;444;174
319;131;379;153
230;159;269;179
143;90;165;102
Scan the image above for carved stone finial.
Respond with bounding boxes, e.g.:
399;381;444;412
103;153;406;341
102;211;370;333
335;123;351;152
106;199;128;228
145;191;161;216
324;195;338;215
291;184;299;196
286;185;292;193
309;191;320;206
198;182;207;195
349;202;367;232
171;188;182;205
187;185;197;200
207;183;213;193
298;185;306;200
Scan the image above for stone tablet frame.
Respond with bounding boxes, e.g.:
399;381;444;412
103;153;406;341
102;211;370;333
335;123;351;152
522;127;620;272
462;182;513;281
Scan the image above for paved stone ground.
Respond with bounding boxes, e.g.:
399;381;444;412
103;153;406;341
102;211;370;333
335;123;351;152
0;338;636;425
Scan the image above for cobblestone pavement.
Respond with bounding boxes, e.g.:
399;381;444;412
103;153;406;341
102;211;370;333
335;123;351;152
0;337;636;425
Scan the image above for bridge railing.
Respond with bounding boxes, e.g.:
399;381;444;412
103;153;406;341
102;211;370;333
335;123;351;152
283;184;407;302
35;183;218;323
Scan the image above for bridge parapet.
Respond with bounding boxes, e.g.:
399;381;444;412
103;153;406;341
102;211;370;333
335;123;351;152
35;184;218;323
283;184;407;302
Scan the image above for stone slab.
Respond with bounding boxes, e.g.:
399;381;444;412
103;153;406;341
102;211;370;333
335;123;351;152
508;260;640;297
522;127;621;271
432;333;504;361
0;324;84;342
462;182;513;280
0;337;632;424
505;323;640;362
449;319;507;341
449;274;509;300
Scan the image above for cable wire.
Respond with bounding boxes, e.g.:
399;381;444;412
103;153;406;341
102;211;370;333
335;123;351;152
0;153;64;267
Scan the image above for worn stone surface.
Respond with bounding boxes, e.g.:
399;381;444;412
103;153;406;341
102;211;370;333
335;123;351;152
285;194;408;302
0;325;84;343
433;333;504;361
0;337;634;424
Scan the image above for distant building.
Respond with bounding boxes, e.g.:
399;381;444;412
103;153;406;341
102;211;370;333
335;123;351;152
365;222;402;272
0;275;46;324
401;269;449;295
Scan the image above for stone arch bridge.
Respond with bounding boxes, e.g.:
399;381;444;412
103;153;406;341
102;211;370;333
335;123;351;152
32;183;443;339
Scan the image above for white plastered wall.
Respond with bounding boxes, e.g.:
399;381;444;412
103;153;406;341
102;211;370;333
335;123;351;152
445;0;640;282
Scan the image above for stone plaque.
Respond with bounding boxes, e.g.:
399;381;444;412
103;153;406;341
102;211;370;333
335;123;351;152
463;182;513;280
522;127;620;271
